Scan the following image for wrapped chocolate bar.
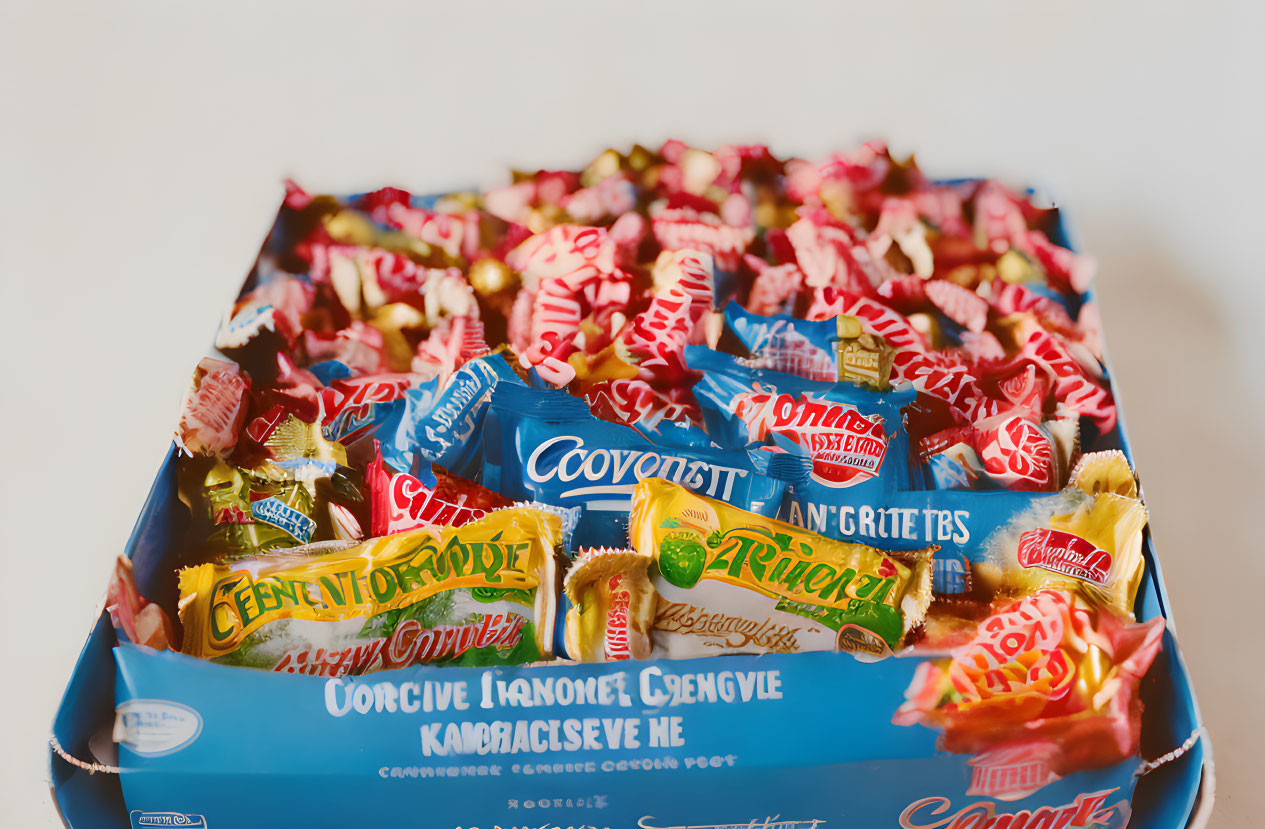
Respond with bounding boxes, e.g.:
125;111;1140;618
177;506;562;674
612;478;935;660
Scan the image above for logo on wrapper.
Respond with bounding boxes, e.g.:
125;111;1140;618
1016;528;1112;585
730;391;888;488
114;699;203;757
899;788;1129;829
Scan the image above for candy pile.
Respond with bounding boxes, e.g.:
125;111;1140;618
112;140;1165;779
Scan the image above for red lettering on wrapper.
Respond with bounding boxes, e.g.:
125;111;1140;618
899;788;1120;829
730;391;889;487
604;574;632;661
388;472;485;533
385;613;526;667
1017;528;1113;586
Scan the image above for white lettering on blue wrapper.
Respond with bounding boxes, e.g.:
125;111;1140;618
787;501;970;545
250;497;316;543
525;436;748;503
422;361;499;456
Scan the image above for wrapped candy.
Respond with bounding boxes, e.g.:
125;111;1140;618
177;506;563;674
482;383;785;549
894;589;1164;778
613;478;935;660
175;358;250;457
367;445;509;537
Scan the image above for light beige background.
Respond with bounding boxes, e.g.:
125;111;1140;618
2;1;1262;826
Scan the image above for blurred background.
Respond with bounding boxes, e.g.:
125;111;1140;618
3;1;1262;825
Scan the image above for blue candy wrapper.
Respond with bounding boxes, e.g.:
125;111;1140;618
686;344;920;492
483;383;786;549
376;353;524;480
724;302;837;381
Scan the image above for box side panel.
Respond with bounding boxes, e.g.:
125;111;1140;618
113;645;1140;829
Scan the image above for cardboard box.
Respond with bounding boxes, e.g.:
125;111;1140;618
51;191;1212;829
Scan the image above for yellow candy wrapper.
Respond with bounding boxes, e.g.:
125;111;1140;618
1000;451;1147;617
625;478;934;661
563;547;657;663
178;506;561;675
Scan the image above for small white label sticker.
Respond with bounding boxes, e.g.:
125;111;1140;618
130;812;207;828
114;699;203;756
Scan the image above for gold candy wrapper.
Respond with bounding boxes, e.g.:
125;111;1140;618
1001;451;1147;618
836;314;894;391
581;478;936;662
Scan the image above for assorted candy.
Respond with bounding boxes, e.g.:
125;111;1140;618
121;141;1163;780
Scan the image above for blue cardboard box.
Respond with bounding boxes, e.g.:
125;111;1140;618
50;190;1212;828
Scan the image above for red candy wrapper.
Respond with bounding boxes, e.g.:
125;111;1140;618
175;357;250;457
106;556;174;651
894;589;1164;780
366;446;509;536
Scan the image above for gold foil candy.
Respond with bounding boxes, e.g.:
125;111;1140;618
626;144;657;173
468;258;519;297
837;315;895;390
581;149;625;188
369;302;427;371
997;249;1038;284
1070;450;1139;499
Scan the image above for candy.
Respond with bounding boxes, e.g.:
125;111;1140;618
106;557;174;651
175;358;250;457
149;142;1169;794
483;384;785;549
177;506;562;673
562;548;657;662
685;346;917;490
198;460;321;557
627;478;934;659
1004;466;1148;617
367;445;509;537
375;352;525;480
318;371;423;444
836;314;895;390
723;303;837;382
894;589;1163;774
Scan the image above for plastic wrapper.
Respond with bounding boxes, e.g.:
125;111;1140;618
686;345;918;491
615;478;935;660
375;351;524;479
483;383;785;549
177;506;562;674
367;444;510;536
894;589;1164;782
